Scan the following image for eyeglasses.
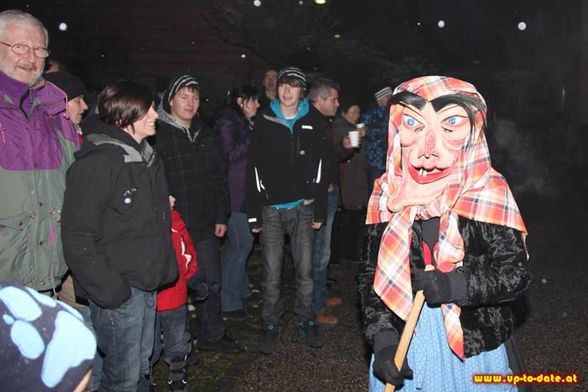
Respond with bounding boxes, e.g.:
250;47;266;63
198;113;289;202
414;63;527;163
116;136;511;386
0;41;50;58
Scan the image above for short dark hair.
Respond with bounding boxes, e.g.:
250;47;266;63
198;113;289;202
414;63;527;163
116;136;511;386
338;95;360;115
97;81;153;133
227;85;259;113
278;75;305;89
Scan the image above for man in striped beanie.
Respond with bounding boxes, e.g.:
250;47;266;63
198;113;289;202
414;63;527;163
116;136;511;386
362;86;393;194
246;66;330;354
154;74;242;355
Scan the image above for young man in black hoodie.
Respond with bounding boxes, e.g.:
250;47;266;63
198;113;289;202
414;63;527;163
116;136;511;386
62;81;178;391
153;74;242;353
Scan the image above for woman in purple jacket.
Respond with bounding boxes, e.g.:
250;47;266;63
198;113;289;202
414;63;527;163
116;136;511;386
215;85;260;317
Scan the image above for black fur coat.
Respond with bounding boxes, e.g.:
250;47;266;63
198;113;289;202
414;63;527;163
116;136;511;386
358;217;530;358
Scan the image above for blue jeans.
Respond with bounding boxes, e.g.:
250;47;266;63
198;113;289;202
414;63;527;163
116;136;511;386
90;288;156;392
221;212;254;312
152;305;191;364
187;236;226;343
312;186;338;313
77;306;103;391
260;203;315;327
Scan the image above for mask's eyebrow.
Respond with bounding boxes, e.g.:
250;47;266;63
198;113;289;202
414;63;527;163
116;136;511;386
436;104;464;115
399;103;423;118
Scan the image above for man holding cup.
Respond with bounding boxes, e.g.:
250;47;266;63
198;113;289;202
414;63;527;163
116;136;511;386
307;77;355;327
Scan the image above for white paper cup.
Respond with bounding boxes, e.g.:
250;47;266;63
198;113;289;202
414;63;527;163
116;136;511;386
348;130;360;147
356;122;366;137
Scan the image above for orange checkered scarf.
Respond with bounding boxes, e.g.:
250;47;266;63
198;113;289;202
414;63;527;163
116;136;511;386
366;76;527;360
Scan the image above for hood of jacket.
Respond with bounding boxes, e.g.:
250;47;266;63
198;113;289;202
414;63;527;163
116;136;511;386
79;115;156;166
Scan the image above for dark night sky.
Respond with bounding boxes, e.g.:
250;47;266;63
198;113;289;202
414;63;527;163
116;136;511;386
333;0;545;70
3;0;559;71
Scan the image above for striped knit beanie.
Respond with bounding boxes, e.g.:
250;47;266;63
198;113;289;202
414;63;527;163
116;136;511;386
277;66;307;91
374;86;392;101
162;74;200;113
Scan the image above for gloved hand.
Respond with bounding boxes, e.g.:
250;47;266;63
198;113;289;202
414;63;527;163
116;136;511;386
411;268;467;305
372;331;413;386
373;345;413;386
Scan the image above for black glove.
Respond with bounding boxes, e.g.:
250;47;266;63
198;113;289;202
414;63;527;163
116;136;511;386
411;268;467;305
373;331;413;387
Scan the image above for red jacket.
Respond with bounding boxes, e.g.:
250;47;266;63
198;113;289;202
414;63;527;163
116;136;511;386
157;209;198;311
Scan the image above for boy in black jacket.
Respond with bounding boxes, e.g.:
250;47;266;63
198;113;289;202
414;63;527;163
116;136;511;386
245;66;330;354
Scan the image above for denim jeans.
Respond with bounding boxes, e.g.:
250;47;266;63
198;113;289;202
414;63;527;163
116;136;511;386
221;212;254;312
152;305;191;364
312;186;339;313
260;203;315;327
77;306;103;391
187;236;226;343
90;288;156;392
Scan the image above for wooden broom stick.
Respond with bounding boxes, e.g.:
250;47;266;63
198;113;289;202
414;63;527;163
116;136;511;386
384;264;433;392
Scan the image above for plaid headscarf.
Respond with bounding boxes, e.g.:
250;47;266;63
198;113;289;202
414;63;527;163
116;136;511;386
366;76;527;360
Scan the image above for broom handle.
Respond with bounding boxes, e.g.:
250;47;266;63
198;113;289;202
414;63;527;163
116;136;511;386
383;290;426;392
384;264;433;392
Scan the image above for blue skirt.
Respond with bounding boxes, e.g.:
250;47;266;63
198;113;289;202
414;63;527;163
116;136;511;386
368;305;516;391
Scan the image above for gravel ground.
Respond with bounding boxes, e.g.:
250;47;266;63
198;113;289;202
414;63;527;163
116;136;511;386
152;190;586;391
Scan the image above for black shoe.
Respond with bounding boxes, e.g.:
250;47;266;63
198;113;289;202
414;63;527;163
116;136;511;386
197;334;244;353
297;320;323;349
167;355;188;391
256;324;281;355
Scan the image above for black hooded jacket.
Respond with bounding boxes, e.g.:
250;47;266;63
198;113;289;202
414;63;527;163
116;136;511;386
245;104;330;228
62;116;178;309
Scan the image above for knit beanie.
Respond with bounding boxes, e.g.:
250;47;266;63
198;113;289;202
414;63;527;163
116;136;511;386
44;71;87;100
0;280;96;392
277;66;307;91
161;74;200;113
374;86;392;101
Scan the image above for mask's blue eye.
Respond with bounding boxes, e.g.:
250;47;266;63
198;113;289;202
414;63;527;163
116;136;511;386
443;115;468;128
403;114;418;128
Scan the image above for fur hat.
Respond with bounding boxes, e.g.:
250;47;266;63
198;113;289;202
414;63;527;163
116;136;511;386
277;66;307;91
44;71;87;100
162;74;200;113
0;280;96;391
374;86;392;101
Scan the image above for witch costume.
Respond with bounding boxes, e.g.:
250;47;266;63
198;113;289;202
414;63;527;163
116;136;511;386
358;76;531;391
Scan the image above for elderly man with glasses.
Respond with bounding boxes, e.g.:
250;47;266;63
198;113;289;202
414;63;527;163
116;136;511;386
0;10;79;293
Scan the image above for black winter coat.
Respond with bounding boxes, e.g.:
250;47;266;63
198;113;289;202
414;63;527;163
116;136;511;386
153;117;229;241
358;217;530;358
62;117;178;309
245;104;330;228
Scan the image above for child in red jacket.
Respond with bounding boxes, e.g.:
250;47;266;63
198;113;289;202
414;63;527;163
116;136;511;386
152;201;198;391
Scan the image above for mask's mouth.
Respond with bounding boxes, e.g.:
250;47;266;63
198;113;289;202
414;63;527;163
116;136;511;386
408;164;452;184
